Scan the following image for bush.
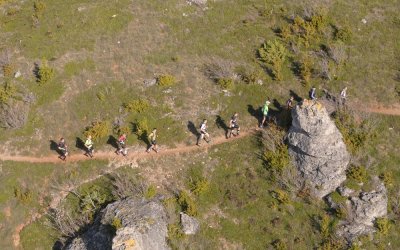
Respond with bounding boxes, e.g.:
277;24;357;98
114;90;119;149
263;144;290;176
375;218;390;235
346;165;368;183
157;74;176;87
168;223;184;240
111;217;122;230
272;239;287;250
133;118;149;138
216;78;234;90
177;190;198;216
271;189;290;204
14;186;33;204
329;191;347;205
258;39;287;80
84;121;111;140
318;213;335;239
299;56;312;83
144;185;157;199
37;60;55;84
123;99;150;113
334;205;347;220
334;27;352;43
79;185;111;214
2;63;14;77
113;124;131;136
379;172;393;187
318;238;344;250
0;82;16;104
311;13;328;32
33;1;46;18
333;111;374;154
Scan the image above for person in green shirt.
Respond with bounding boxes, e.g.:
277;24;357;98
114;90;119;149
259;100;270;128
146;128;159;153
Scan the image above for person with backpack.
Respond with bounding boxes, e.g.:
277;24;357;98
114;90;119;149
228;113;240;138
197;119;210;146
309;87;317;100
116;133;127;156
146;128;159;153
286;96;294;110
58;137;68;161
259;100;270;128
84;135;94;158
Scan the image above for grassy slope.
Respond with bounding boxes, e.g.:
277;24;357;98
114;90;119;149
0;0;399;249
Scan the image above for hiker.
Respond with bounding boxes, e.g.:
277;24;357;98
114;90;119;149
84;135;94;158
116;133;127;156
146;128;159;153
259;100;270;128
309;87;317;100
228;113;240;138
340;87;347;105
197;119;210;146
58;137;68;161
286;96;294;110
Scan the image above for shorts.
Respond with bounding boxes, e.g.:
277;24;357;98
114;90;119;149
151;140;157;145
231;124;239;129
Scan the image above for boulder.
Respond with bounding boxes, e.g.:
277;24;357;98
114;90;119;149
180;213;200;235
65;199;170;250
286;100;350;198
337;180;387;242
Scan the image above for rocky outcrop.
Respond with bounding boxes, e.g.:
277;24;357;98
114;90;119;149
65;199;169;250
187;0;207;6
287;100;350;198
337;180;388;242
180;213;200;235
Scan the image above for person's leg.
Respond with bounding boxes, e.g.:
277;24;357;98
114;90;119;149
153;143;158;153
260;115;266;128
236;125;240;135
205;133;210;143
197;133;204;145
228;127;232;138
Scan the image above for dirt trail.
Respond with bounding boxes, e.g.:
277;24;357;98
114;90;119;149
1;130;255;164
10;130;257;248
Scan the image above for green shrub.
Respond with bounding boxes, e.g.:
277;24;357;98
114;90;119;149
311;13;328;32
33;1;46;17
145;185;157;199
177;191;198;216
7;6;20;16
299;56;312;83
37;60;55;84
375;218;390;235
329;191;347;205
134;118;149;138
113;124;131;136
271;189;290;204
111;217;122;230
96;91;106;101
84;121;111;140
346;165;368;183
263;144;290;176
157;74;176;87
272;239;287;250
258;39;287;80
334;205;347;220
379;172;393;187
318;238;344;250
79;185;111;214
333;111;373;154
334;27;352;43
0;82;16;104
123;99;150;113
2;63;14;77
14;186;33;204
318;213;334;239
216;78;234;90
168;223;184;240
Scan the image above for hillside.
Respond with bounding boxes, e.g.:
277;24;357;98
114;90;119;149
0;0;399;249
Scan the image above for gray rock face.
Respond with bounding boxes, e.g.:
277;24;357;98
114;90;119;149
65;199;170;250
287;100;350;198
337;180;388;241
180;213;200;235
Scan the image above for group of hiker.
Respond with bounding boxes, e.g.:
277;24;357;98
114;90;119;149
56;86;348;161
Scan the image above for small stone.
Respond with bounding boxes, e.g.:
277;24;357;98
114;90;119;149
361;19;367;24
14;71;21;78
144;78;157;87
